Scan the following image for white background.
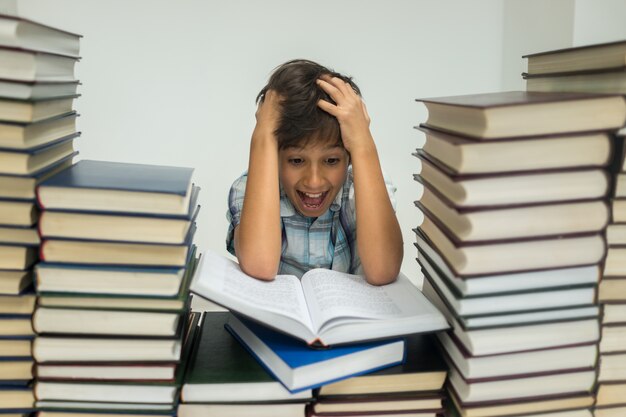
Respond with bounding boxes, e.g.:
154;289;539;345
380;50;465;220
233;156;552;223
15;0;626;290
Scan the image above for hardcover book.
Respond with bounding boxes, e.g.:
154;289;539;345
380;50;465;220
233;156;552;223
225;314;406;393
191;250;448;347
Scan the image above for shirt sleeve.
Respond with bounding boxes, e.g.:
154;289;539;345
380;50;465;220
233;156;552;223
225;173;248;256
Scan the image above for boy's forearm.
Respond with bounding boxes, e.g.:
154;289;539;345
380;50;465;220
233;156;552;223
235;129;282;280
351;137;404;285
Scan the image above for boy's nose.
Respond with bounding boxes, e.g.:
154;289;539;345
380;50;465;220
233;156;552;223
303;166;324;189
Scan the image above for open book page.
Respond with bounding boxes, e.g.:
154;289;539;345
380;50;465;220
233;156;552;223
301;269;432;333
190;251;314;332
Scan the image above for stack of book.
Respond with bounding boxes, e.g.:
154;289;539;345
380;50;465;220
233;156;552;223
307;333;447;417
187;250;449;415
0;14;81;414
522;40;626;417
31;160;200;416
413;91;626;417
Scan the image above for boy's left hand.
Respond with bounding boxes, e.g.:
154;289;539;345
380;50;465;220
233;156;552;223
316;76;373;154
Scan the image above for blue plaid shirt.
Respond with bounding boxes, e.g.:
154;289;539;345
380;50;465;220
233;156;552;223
226;167;397;278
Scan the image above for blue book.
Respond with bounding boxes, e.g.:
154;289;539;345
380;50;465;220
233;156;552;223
37;160;194;216
225;314;406;393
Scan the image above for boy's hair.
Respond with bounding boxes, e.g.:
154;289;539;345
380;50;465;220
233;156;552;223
257;59;361;150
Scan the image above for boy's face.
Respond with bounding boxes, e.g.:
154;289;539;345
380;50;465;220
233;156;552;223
279;141;349;218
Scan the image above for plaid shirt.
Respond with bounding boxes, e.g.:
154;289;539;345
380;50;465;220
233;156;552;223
226;167;397;278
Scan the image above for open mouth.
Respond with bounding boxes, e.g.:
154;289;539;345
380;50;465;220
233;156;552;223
297;190;329;210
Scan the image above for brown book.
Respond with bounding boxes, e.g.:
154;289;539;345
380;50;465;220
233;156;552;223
416;125;612;175
599;277;626;301
414;150;609;208
523;40;626;75
416;91;626;139
312;392;444;414
525;68;626;95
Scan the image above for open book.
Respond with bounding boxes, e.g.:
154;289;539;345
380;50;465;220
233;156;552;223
190;251;448;346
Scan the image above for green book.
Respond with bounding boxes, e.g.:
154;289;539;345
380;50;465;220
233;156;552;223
181;312;312;403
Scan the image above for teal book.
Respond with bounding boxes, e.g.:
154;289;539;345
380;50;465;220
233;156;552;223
181;312;312;403
37;159;195;216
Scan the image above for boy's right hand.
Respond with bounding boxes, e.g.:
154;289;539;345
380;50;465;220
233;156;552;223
254;90;282;139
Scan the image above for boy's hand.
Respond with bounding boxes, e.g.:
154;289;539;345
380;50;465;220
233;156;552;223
316;76;372;154
254;89;282;139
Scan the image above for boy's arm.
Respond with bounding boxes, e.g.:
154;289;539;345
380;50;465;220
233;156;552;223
233;91;283;280
317;77;403;285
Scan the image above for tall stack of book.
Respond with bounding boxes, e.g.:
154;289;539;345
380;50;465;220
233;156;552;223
0;14;80;413
524;40;626;417
31;160;200;416
413;91;626;417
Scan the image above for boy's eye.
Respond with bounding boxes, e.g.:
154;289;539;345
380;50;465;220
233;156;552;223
326;158;340;165
289;158;304;166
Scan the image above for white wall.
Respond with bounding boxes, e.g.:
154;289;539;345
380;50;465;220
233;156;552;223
573;0;626;45
18;0;505;287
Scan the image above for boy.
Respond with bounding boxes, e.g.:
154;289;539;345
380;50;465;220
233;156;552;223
226;59;403;285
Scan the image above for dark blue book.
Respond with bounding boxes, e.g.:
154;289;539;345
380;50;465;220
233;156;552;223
0;134;76;176
37;159;194;216
225;314;406;393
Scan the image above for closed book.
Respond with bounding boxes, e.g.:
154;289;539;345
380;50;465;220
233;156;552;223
448;389;594;417
0;79;79;100
596;382;626;406
595;405;626;417
0;226;39;245
225;314;406;393
35;311;200;383
437;331;598;380
0;15;80;57
39;225;195;267
416;183;609;242
312;392;444;414
598;352;626;382
38;187;200;244
603;304;626;325
523;40;626;75
599;278;626;302
0;294;35;315
0;244;37;270
0;200;37;226
600;324;626;353
0;96;76;123
0;386;34;412
0;113;78;150
417;125;612;175
422;271;599;330
416;91;626;139
0;156;73;201
607;224;626;245
525;69;626;94
417;215;605;276
422;279;600;356
449;366;595;404
414;229;601;295
0;269;32;295
181;311;312;403
37;159;195;216
415;150;609;208
0;46;78;82
32;311;198;363
0;358;33;383
316;333;446;397
178;403;306;417
0;315;34;337
0;135;76;175
420;255;597;317
0;338;31;357
32;307;184;337
35;249;194;296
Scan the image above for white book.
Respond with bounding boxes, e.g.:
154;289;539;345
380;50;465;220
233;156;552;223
190;250;448;346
